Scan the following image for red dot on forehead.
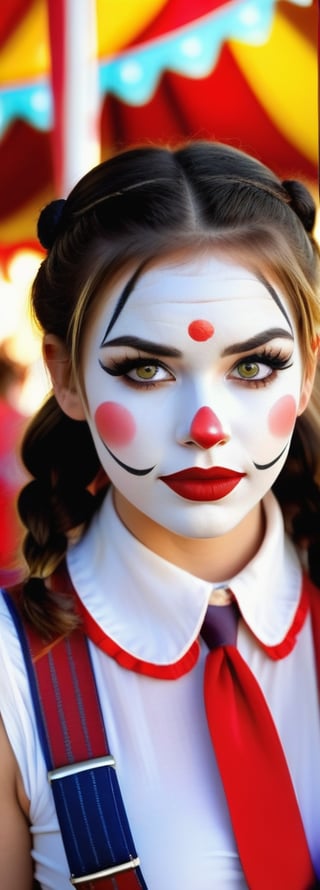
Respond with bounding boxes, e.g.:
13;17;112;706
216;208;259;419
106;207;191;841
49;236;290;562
188;319;215;342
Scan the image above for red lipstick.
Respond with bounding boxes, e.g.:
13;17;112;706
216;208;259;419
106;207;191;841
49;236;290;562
159;467;245;501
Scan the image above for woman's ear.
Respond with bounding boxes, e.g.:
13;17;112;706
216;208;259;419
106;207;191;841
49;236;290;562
43;334;86;420
297;355;317;416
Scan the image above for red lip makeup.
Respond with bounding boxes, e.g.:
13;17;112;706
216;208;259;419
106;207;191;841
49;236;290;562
159;467;245;502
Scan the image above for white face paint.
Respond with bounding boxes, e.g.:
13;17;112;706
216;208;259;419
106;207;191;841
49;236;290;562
81;253;304;540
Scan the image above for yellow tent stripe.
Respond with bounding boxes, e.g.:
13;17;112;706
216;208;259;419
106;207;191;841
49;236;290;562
0;0;49;83
229;9;317;165
96;0;167;56
0;0;167;84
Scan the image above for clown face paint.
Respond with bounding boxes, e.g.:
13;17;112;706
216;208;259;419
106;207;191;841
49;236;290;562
81;252;306;541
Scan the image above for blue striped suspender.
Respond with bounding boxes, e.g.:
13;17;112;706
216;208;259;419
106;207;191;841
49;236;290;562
4;591;148;890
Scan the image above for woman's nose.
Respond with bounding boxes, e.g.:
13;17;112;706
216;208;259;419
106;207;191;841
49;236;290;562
187;406;230;449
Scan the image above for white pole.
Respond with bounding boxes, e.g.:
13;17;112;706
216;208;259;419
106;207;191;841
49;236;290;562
62;0;100;193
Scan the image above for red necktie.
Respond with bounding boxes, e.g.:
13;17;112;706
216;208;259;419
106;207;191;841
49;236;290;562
202;601;316;890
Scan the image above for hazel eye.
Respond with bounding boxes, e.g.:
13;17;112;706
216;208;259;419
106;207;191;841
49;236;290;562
100;355;176;385
133;364;158;380
126;362;173;384
228;349;293;386
236;361;265;380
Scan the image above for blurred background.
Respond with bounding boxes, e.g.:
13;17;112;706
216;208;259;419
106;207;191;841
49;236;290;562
0;0;318;578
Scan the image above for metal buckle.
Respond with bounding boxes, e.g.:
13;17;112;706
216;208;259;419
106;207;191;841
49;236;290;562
70;857;141;885
48;755;116;782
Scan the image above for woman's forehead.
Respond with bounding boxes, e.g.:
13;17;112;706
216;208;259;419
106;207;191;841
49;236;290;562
91;252;293;341
119;252;261;295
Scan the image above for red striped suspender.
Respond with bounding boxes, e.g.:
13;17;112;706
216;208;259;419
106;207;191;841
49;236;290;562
5;590;148;890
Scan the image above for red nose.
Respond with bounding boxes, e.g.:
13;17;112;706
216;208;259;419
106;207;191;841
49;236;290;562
189;407;228;449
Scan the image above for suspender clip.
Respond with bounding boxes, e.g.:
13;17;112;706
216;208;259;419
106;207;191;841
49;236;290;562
70;857;141;884
48;755;116;782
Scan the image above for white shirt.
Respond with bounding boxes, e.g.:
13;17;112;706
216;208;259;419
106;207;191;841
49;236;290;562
0;490;319;889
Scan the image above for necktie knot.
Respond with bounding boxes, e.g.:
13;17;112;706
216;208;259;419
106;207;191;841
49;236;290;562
201;597;238;649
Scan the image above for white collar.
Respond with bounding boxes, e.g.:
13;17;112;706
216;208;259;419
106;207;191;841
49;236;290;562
228;491;302;647
67;489;302;667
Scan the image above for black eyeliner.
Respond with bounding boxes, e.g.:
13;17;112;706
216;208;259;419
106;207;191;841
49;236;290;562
99;356;170;377
234;349;293;370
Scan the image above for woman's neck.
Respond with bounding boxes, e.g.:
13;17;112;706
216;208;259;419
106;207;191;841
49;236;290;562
113;492;265;583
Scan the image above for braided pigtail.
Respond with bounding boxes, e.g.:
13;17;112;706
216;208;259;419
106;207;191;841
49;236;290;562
17;394;102;635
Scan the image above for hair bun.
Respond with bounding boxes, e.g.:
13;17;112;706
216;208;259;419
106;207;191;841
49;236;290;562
282;179;316;233
37;198;66;249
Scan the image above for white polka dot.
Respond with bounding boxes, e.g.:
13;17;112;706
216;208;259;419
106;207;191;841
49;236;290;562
120;61;143;85
180;36;203;59
238;3;261;27
30;88;50;113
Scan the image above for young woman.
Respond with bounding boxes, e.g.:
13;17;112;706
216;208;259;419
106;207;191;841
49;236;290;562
0;141;319;890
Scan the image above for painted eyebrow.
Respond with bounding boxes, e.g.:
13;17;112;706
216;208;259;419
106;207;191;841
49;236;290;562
100;335;182;358
222;328;294;357
258;275;294;334
102;260;148;341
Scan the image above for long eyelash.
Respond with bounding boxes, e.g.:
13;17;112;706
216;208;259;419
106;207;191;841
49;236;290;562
99;356;168;377
230;347;293;389
235;348;293;371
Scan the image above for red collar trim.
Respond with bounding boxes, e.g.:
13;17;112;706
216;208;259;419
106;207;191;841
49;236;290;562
48;565;200;678
49;565;312;676
75;594;200;679
255;574;310;660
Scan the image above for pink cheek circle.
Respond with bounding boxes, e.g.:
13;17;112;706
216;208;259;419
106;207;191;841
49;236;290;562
188;319;215;342
268;395;297;438
95;402;136;447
